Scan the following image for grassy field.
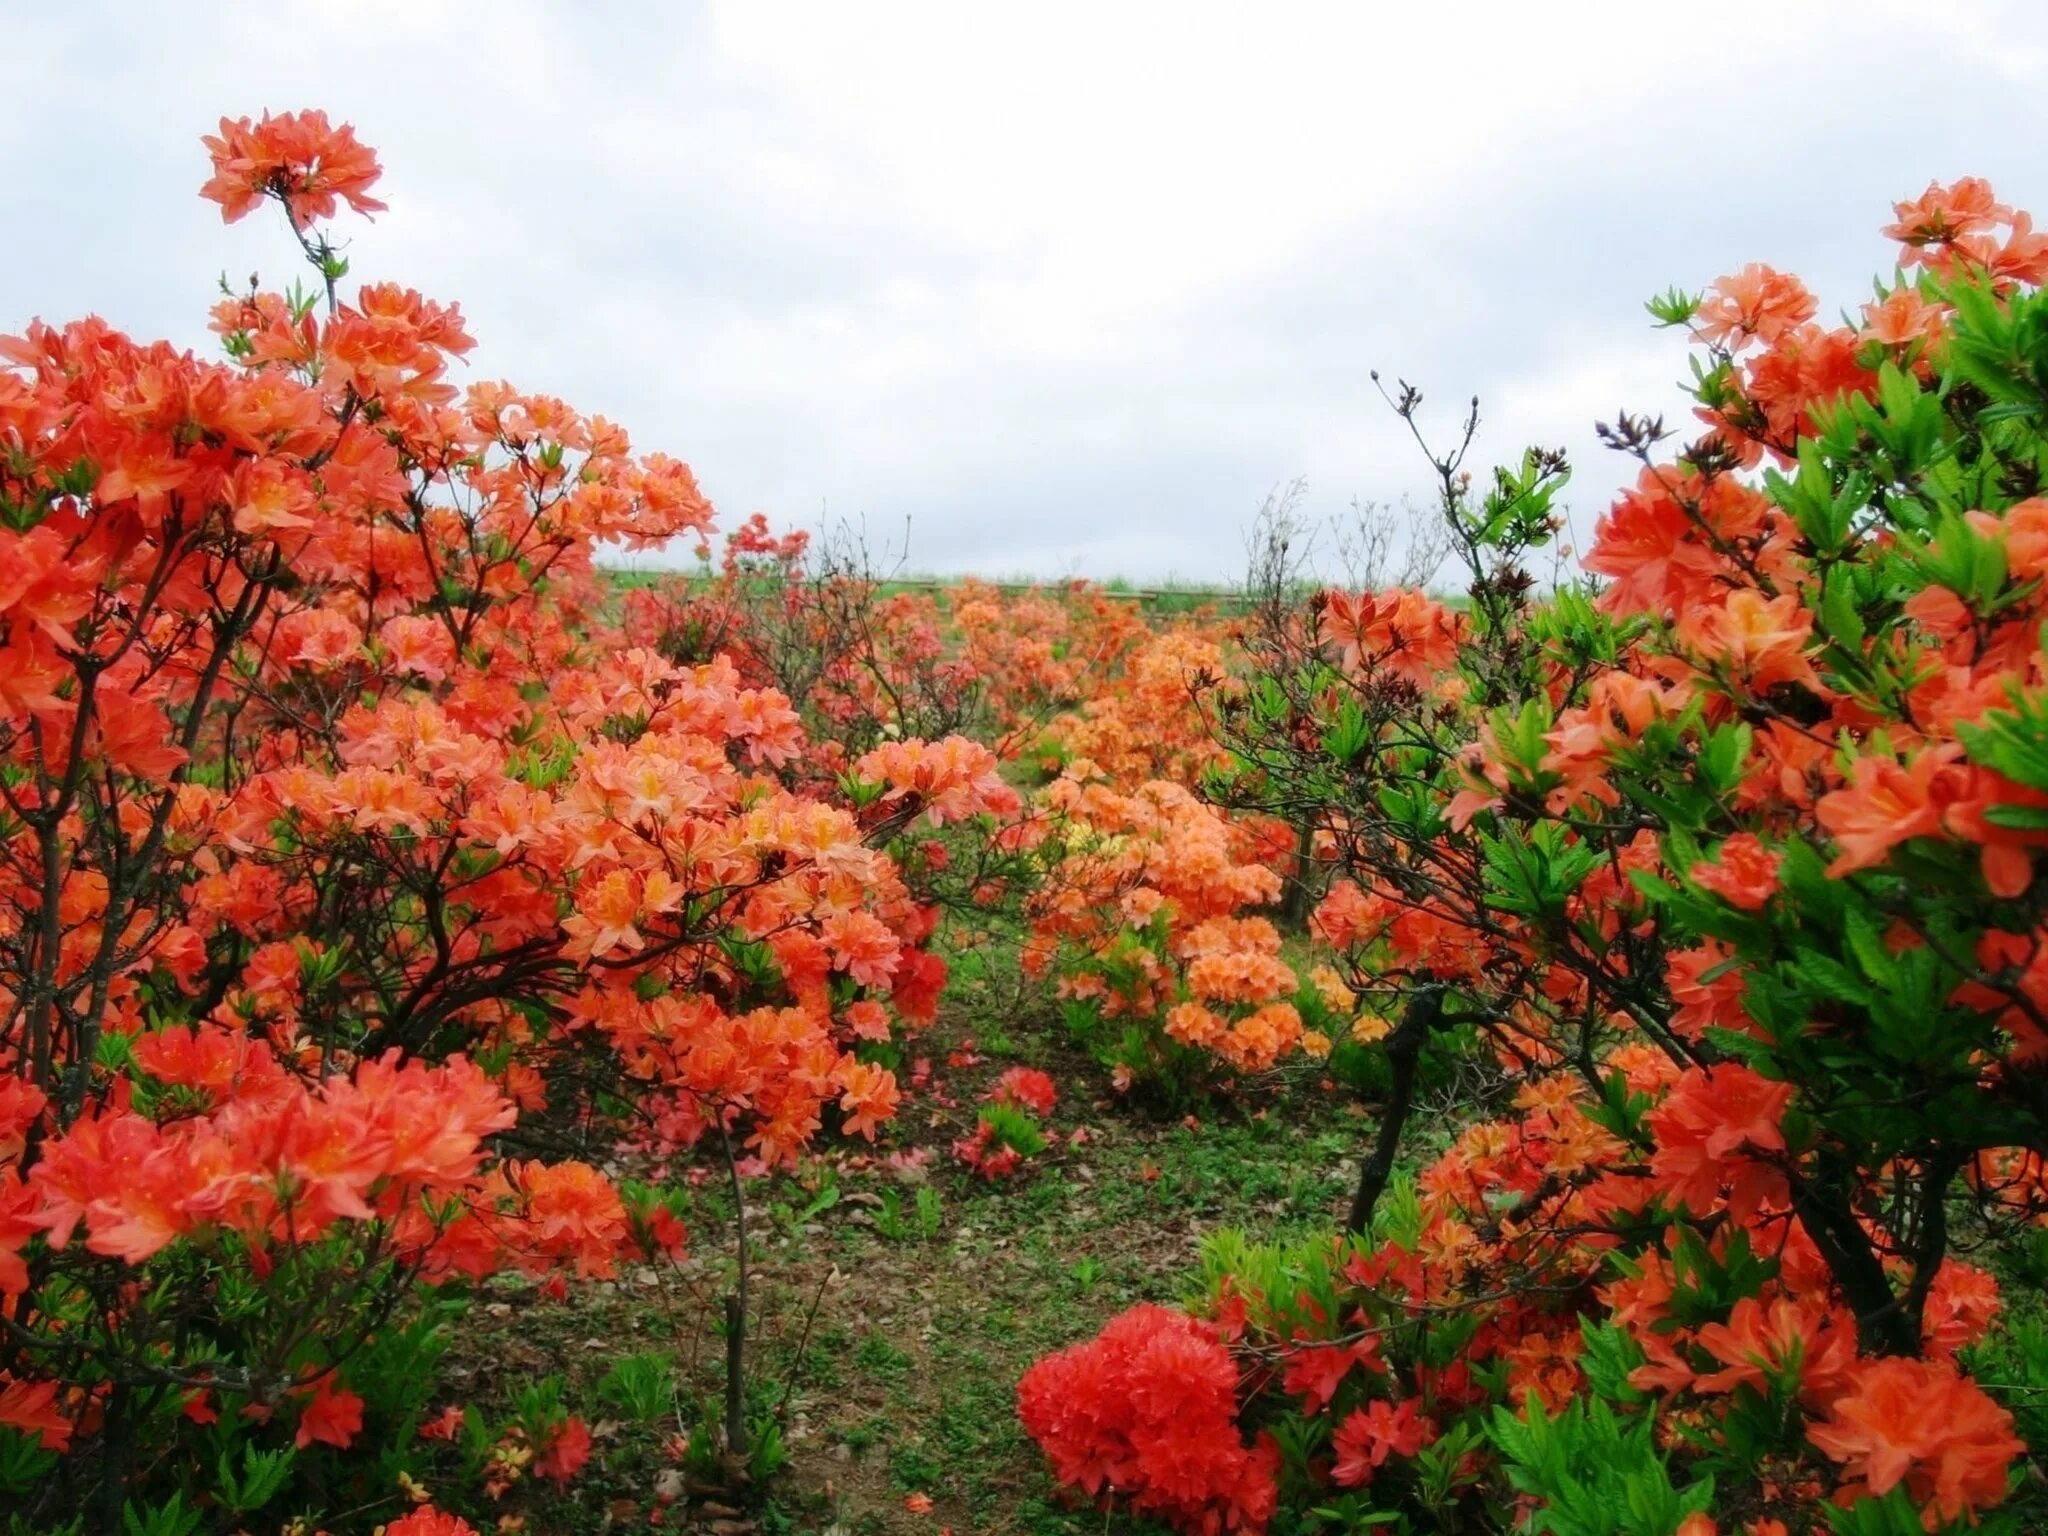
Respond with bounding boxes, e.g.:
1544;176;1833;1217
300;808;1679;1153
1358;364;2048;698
599;566;1255;618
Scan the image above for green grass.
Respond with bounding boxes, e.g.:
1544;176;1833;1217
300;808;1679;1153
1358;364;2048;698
598;563;1257;618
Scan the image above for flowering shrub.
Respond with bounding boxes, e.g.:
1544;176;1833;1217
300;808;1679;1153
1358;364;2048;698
953;1100;1049;1181
987;1064;1058;1118
951;578;1158;745
1044;624;1237;788
1023;178;2048;1533
1019;770;1315;1097
15;96;2048;1536
621;516;979;768
0;108;1003;1526
952;1068;1060;1180
621;524;1158;779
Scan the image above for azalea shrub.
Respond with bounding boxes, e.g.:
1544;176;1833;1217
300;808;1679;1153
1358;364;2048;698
620;515;984;768
1041;623;1239;788
953;1065;1061;1179
1019;1301;1281;1533
0;109;1008;1528
1021;180;2048;1533
1017;769;1322;1099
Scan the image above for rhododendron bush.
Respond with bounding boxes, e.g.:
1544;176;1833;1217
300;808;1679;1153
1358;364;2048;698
1019;770;1319;1097
1021;182;2048;1533
0;110;1007;1526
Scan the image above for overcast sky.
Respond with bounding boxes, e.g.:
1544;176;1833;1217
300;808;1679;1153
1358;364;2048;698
8;2;2047;581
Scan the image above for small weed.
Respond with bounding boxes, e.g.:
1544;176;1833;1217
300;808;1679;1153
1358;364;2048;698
914;1185;944;1240
852;1333;914;1378
597;1349;675;1422
887;1440;944;1491
873;1188;908;1241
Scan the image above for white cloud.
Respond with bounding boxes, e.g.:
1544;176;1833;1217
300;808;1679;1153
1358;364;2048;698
8;1;2048;579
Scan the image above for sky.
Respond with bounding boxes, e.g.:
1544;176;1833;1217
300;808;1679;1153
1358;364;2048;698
7;1;2048;582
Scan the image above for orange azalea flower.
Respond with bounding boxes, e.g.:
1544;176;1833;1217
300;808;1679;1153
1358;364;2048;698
1646;1065;1791;1222
1502;1329;1585;1412
0;1076;47;1165
1329;1397;1434;1487
1805;1356;2021;1524
532;1415;592;1485
822;908;902;988
1690;1295;1857;1406
500;1160;629;1279
1281;1338;1382;1415
1695;263;1817;350
200;109;386;225
379;615;458;683
1885;177;2008;258
1667;939;1753;1040
1690;833;1784;912
833;1060;901;1140
1318;587;1462;686
294;1375;364;1451
1675;589;1820;694
854;736;1020;825
1934;765;2048;899
419;1405;467;1443
986;1066;1057;1118
1587;469;1769;618
561;869;648;961
1815;745;1962;877
1859;288;1948;350
1922;1261;2002;1356
0;1375;71;1452
385;1510;481;1536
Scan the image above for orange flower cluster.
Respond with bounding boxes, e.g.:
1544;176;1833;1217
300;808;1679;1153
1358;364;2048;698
1045;627;1235;788
1317;587;1463;687
951;579;1155;738
199;108;387;225
1017;1303;1279;1534
853;735;1022;827
1021;772;1308;1087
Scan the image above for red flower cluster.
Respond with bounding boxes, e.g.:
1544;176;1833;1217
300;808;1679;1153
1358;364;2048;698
986;1066;1058;1117
384;1509;479;1536
1017;1304;1277;1534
